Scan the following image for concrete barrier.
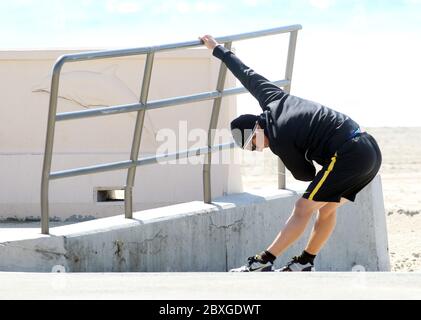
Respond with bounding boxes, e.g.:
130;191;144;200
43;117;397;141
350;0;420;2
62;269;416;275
0;175;390;272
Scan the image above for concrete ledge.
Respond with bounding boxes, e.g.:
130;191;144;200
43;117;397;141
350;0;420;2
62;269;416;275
1;273;420;300
0;176;389;272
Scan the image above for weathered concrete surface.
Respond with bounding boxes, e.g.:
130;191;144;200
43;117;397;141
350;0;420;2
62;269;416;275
0;176;389;272
1;273;420;300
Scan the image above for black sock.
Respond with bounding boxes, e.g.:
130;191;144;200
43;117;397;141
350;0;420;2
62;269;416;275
258;251;277;264
297;251;316;265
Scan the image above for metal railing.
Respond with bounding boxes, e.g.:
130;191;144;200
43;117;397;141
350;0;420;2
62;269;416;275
41;24;302;234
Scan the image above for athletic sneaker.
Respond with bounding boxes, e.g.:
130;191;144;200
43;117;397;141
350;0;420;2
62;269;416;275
229;255;274;272
275;256;315;272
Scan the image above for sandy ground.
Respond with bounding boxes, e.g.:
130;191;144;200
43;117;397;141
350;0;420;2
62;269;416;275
368;128;421;272
240;127;421;272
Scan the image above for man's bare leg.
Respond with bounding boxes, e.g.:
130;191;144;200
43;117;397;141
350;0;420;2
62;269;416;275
305;198;348;255
230;197;350;272
266;198;328;257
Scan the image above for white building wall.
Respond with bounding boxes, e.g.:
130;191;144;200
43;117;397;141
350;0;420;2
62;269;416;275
0;49;242;220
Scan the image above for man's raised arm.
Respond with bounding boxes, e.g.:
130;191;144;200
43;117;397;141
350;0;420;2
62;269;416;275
199;35;286;111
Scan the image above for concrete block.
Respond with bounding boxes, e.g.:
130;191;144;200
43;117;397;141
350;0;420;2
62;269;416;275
0;176;390;272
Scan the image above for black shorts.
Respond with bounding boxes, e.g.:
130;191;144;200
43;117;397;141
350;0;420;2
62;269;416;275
302;132;382;203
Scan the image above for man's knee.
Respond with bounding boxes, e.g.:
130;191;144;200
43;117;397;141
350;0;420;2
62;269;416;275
318;198;348;218
319;205;337;217
293;198;325;218
318;208;337;221
319;198;348;214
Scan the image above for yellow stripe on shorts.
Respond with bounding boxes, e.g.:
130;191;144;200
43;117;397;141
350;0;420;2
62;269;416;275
309;153;338;201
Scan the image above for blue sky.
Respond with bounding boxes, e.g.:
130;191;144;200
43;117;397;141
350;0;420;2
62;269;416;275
1;0;420;126
1;0;420;48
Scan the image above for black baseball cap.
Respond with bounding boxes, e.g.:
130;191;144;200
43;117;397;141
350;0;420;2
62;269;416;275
230;114;259;150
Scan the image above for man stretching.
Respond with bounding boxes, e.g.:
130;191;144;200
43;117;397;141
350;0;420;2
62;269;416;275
199;35;382;272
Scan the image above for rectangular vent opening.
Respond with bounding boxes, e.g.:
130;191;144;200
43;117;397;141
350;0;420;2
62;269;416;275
96;188;125;202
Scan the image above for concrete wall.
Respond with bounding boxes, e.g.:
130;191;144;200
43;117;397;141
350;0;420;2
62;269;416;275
0;176;390;272
0;49;241;221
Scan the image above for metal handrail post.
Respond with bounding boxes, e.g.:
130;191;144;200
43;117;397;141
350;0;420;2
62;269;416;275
203;42;232;203
277;30;299;190
40;57;67;234
284;30;298;94
125;53;155;219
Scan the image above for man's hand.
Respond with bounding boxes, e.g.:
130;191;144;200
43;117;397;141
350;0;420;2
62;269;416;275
199;35;220;50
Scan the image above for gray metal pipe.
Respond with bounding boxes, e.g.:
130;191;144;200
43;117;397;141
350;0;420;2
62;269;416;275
125;53;155;219
51;25;302;64
203;42;232;204
40;57;66;234
50;160;134;180
50;143;235;180
55;80;290;122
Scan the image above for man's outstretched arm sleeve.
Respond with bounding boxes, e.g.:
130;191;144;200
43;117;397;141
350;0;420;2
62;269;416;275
212;45;286;111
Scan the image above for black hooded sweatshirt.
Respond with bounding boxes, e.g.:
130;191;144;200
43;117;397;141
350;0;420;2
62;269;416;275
213;45;360;182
